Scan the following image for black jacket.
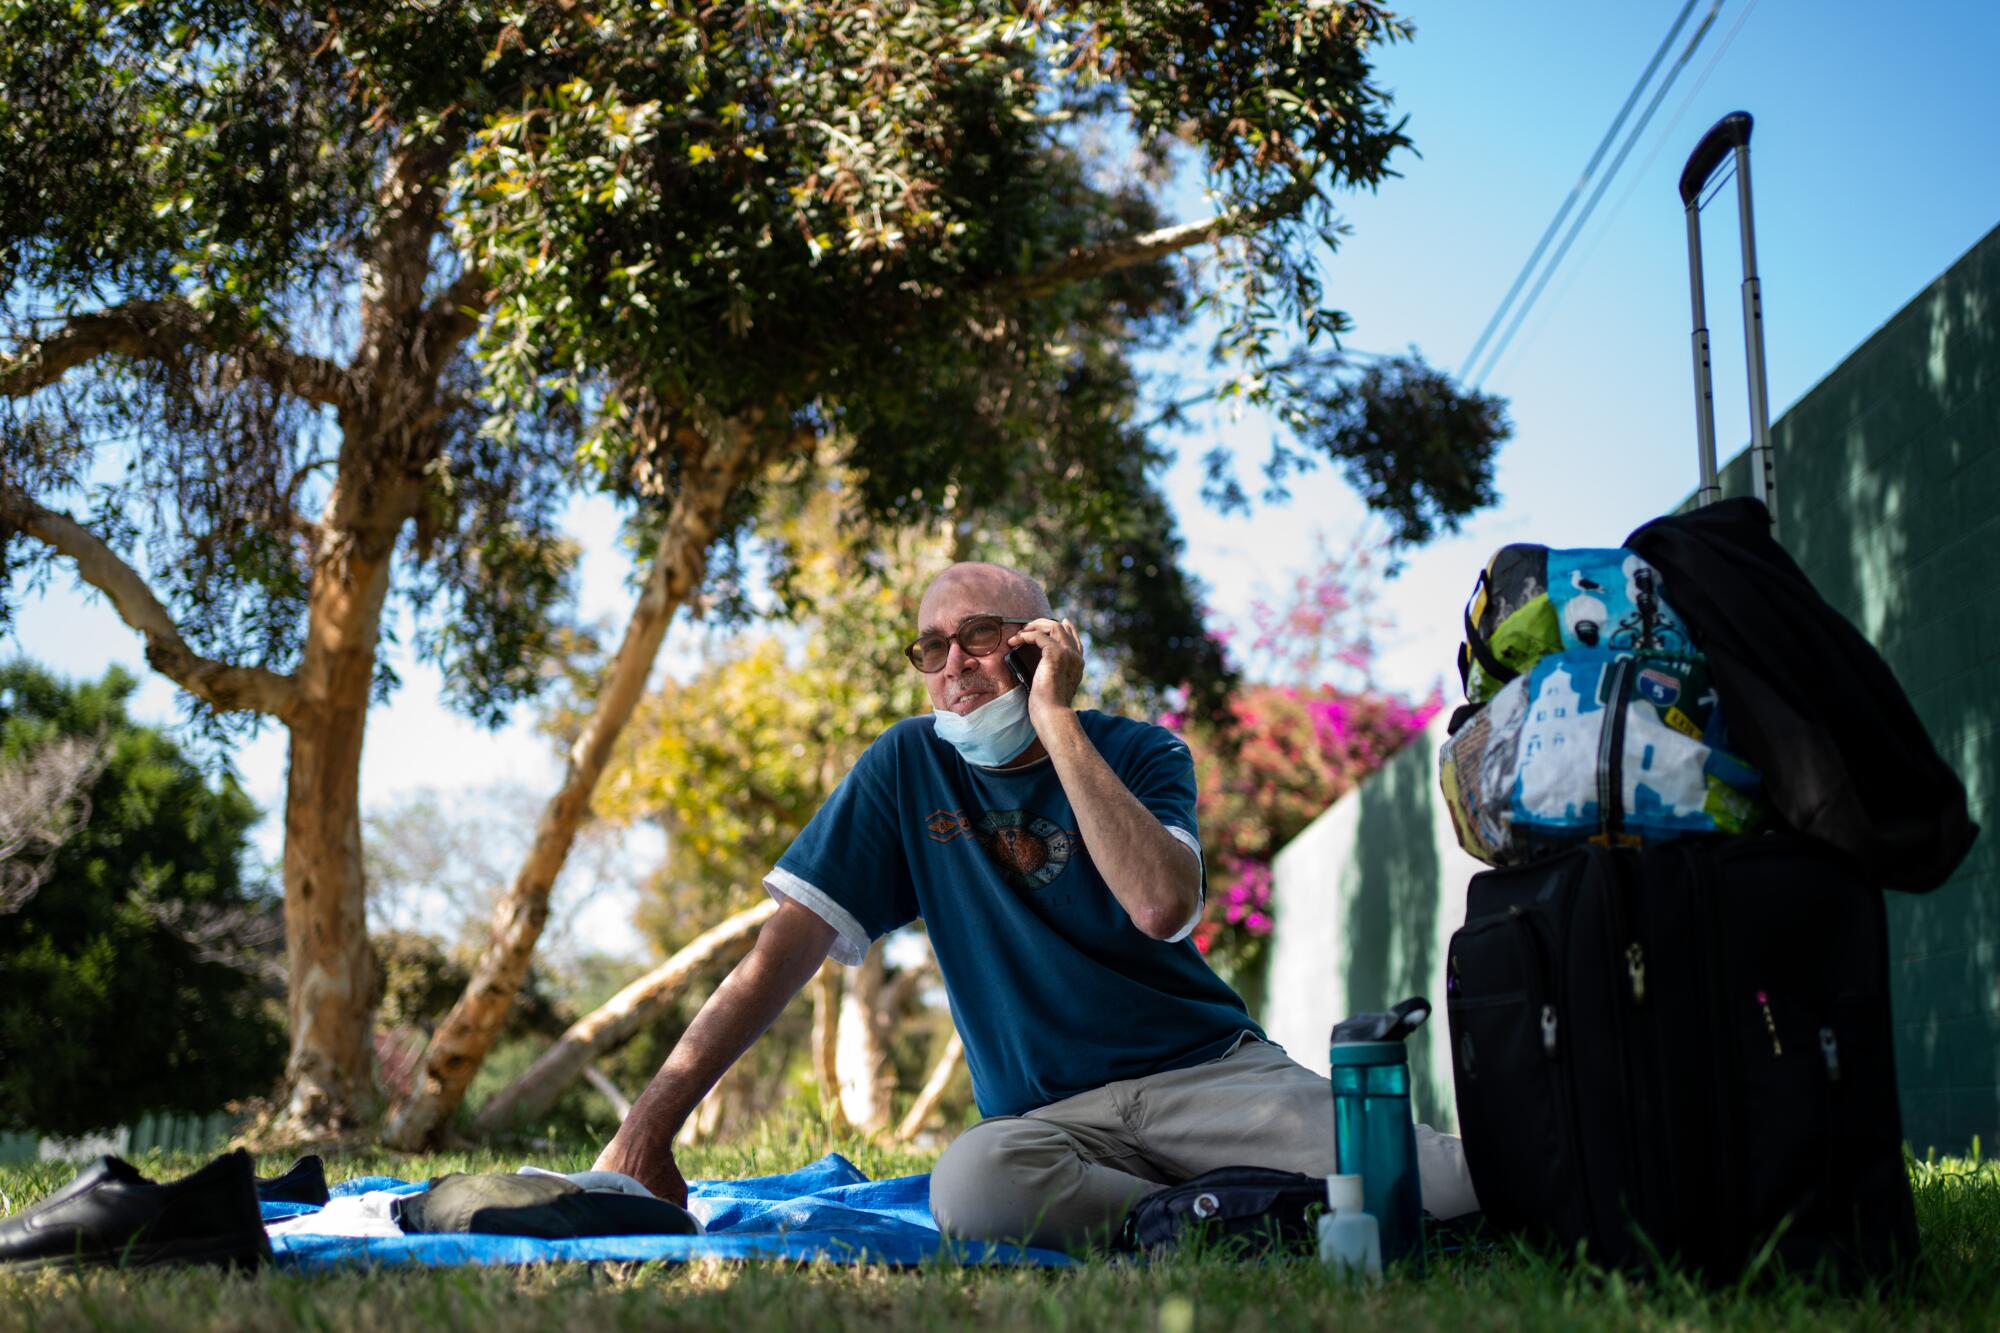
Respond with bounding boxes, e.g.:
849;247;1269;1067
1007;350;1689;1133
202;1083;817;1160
1625;498;1976;892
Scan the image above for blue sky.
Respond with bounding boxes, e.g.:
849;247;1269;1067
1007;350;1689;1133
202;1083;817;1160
9;0;1999;953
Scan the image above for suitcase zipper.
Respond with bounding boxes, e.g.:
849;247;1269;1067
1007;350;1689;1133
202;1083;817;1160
1819;1026;1841;1082
1757;990;1784;1057
1602;852;1655;1247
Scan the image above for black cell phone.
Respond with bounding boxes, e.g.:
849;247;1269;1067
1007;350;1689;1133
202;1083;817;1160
1005;644;1041;687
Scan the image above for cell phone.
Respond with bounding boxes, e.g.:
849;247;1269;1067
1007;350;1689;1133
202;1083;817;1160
1005;644;1041;687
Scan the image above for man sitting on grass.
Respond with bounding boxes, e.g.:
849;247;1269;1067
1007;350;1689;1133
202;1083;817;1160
596;561;1477;1250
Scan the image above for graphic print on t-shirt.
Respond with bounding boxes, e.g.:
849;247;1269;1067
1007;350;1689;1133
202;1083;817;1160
974;809;1076;890
920;805;1076;891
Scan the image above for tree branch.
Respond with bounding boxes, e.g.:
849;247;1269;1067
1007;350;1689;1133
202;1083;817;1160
994;185;1310;303
0;487;302;722
0;300;357;414
417;270;489;364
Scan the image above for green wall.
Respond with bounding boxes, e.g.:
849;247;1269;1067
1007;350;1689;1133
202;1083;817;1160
1712;222;2000;1154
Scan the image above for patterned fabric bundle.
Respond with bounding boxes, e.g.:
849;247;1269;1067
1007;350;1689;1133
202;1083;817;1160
1440;650;1767;866
1458;546;1696;703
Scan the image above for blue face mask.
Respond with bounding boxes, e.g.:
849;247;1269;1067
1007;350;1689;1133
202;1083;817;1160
932;686;1039;768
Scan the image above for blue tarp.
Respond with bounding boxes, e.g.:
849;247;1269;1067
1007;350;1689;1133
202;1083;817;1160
264;1154;1074;1271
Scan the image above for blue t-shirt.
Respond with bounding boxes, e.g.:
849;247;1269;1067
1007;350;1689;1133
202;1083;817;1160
767;710;1262;1118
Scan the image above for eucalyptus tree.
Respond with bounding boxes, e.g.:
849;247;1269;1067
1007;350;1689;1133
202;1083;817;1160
0;2;586;1133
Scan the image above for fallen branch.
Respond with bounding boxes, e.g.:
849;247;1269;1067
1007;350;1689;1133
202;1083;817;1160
470;897;778;1134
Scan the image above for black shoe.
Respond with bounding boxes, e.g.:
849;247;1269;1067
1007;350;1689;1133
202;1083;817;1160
255;1155;330;1207
0;1149;272;1272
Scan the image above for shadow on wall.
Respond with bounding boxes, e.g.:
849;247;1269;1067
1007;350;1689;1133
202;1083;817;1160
1340;744;1445;1127
1719;222;1999;1153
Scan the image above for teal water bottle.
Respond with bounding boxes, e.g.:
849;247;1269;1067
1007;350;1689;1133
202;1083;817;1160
1329;997;1429;1270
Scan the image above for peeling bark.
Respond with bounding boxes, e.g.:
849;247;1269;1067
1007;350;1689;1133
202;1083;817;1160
472;898;777;1133
278;529;401;1134
384;423;765;1148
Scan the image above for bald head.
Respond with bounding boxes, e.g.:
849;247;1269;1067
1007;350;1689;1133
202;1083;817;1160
918;562;1051;633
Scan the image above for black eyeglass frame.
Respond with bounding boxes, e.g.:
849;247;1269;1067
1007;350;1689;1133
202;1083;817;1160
904;615;1034;673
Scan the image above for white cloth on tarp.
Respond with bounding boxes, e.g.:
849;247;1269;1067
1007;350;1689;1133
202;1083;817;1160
266;1190;405;1240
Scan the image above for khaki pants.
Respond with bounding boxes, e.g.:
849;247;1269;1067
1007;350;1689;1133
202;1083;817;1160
928;1035;1478;1251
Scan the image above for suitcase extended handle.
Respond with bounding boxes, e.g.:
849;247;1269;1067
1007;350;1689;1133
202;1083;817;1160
1681;110;1776;531
1678;110;1753;207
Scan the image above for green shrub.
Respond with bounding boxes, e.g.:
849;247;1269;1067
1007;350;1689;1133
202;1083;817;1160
0;661;285;1134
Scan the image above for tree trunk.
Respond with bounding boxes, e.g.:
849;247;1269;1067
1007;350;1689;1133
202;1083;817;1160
472;898;776;1133
811;959;846;1131
894;1028;964;1142
277;534;399;1134
384;425;763;1148
836;944;896;1134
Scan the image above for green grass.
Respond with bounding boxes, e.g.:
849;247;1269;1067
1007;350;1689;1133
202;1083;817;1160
3;1125;1997;1332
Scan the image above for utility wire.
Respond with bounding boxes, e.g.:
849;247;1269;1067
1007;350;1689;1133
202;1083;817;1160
1456;0;1704;383
1470;0;1724;387
1529;0;1762;336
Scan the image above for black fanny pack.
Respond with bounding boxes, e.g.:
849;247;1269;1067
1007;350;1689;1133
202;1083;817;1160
1119;1167;1324;1255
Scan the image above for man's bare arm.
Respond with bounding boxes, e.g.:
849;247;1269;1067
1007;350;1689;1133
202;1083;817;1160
1013;617;1202;940
1037;709;1203;938
593;899;838;1202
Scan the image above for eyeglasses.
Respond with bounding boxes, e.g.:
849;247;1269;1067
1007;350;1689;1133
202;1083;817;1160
904;615;1032;673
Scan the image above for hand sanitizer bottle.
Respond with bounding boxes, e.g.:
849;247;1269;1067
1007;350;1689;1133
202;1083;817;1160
1317;1174;1382;1280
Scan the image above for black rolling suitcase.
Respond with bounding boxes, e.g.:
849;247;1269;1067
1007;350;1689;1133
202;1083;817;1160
1447;836;1917;1278
1443;114;1921;1281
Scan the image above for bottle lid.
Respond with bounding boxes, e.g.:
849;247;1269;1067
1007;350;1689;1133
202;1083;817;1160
1326;1174;1364;1214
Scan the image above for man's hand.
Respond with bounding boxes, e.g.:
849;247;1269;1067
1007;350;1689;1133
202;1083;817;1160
585;900;836;1209
593;1130;689;1207
1009;616;1084;728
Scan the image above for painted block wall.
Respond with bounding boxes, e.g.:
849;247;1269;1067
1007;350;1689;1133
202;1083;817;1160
1712;222;2000;1154
1261;223;1999;1154
1263;710;1482;1134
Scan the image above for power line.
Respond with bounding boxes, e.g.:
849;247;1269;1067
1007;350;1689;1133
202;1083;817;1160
1470;0;1724;388
1456;0;1704;383
1528;0;1762;337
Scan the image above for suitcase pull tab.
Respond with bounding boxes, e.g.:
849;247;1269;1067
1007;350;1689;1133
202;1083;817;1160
1540;1003;1559;1059
1756;989;1783;1057
1624;942;1646;1006
1819;1027;1841;1082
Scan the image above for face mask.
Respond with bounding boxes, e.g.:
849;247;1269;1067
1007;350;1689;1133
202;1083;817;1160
932;686;1039;768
